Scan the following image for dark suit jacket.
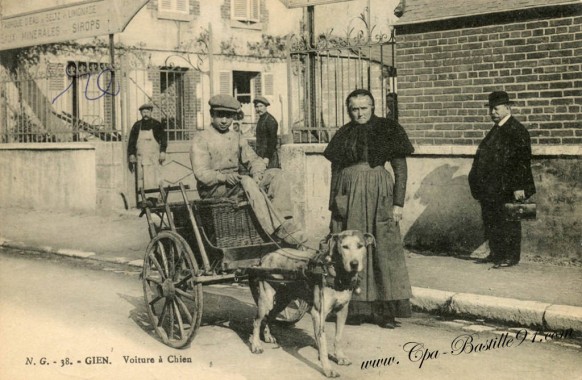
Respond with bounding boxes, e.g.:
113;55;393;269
255;112;279;168
468;116;536;203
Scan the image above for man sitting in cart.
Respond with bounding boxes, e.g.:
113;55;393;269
190;94;305;247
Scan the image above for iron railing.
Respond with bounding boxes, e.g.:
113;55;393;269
287;10;398;143
0;41;210;144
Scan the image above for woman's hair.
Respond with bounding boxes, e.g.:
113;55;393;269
345;88;375;111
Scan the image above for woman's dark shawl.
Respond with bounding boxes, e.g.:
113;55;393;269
323;115;414;167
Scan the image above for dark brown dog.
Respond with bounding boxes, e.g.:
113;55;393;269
249;230;374;377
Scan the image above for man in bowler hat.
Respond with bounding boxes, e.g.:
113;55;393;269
469;91;536;268
253;96;280;169
128;103;167;190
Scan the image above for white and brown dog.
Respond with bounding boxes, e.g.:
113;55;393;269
249;230;374;378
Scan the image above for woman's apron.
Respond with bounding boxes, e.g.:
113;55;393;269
136;127;161;190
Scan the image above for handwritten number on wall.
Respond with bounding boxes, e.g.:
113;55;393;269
52;68;120;104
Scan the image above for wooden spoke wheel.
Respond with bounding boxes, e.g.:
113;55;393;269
274;298;310;325
143;231;203;348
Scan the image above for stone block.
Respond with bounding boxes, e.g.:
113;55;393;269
411;287;455;312
544;304;582;332
57;249;95;258
463;325;497;333
449;293;548;327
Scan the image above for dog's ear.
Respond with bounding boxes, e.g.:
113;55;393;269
363;233;376;247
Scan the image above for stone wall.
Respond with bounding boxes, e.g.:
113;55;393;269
94;142;129;210
281;144;582;263
0;142;128;211
0;143;97;210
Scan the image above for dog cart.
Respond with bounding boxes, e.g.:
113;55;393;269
139;183;310;348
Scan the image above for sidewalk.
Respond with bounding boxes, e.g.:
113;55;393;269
1;206;581;332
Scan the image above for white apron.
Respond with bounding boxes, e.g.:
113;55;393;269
136;128;161;190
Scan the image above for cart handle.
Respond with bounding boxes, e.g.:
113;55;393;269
179;182;212;273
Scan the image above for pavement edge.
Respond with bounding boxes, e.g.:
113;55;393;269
2;236;581;333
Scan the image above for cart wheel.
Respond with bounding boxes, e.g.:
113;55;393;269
143;230;203;348
274;299;310;325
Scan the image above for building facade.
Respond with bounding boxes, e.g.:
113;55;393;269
0;0;302;209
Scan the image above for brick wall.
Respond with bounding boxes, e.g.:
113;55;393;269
395;7;582;146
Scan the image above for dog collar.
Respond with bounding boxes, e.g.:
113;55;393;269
325;264;359;291
308;253;360;292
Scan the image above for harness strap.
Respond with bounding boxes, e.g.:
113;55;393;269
319;273;325;339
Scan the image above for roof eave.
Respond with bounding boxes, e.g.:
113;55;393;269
394;1;581;27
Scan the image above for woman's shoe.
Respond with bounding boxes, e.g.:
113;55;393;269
493;259;518;269
379;320;396;329
378;317;398;329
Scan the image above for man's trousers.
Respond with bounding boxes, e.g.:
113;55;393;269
480;201;522;264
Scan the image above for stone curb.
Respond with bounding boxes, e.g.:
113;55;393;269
411;287;582;333
2;236;581;333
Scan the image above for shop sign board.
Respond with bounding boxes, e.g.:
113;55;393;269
0;0;149;50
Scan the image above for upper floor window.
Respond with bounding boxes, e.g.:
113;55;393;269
158;0;190;21
232;0;260;25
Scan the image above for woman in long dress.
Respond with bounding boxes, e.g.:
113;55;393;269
323;89;414;328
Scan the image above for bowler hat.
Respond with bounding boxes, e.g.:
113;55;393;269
486;91;514;108
139;103;153;111
253;96;270;106
209;94;241;113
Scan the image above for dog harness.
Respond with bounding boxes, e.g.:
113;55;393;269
308;246;361;292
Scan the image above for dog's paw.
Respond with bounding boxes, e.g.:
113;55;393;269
263;334;277;344
322;368;340;378
329;354;351;366
250;344;264;354
336;357;351;366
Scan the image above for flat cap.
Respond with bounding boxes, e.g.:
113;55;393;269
253;96;270;106
208;94;241;112
139;103;153;111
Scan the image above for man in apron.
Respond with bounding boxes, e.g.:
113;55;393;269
127;103;167;191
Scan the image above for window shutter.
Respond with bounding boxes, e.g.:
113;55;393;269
232;0;247;20
159;0;172;11
232;0;260;22
263;72;273;96
251;0;260;22
219;71;233;96
176;0;188;13
159;0;188;14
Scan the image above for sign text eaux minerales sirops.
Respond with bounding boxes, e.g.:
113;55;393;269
0;0;149;51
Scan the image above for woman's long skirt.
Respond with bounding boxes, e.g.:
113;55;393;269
329;163;412;319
